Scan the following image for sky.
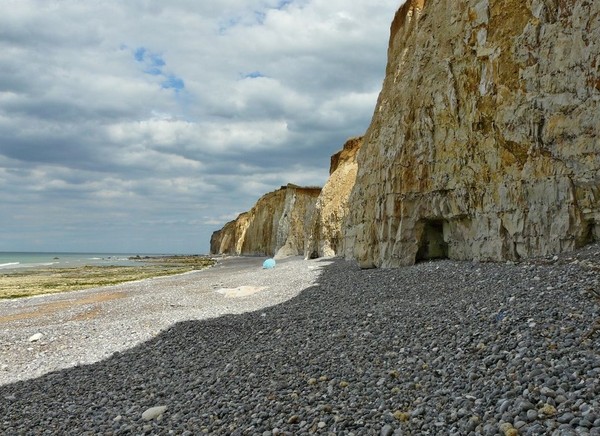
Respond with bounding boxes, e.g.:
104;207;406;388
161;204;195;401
0;0;401;254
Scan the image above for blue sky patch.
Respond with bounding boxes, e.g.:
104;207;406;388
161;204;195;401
135;47;166;68
144;67;162;76
148;53;165;67
276;0;293;9
133;46;184;92
244;71;264;79
162;75;185;91
134;47;146;62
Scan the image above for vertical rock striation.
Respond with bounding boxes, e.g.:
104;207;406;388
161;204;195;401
305;137;362;259
344;0;600;267
210;212;251;255
210;184;321;257
271;185;322;258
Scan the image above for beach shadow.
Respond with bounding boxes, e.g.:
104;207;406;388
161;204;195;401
2;254;597;434
0;257;358;432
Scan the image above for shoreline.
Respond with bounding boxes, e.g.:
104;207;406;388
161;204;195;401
0;255;216;300
0;251;179;272
0;256;331;386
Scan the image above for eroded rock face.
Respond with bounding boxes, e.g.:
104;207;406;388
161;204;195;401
210;184;321;257
344;0;600;267
305;137;362;259
271;185;322;258
210;213;250;255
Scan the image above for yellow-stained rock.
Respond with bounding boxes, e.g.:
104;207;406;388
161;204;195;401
210;212;250;255
210;184;321;257
343;0;600;267
393;410;410;422
304;137;362;259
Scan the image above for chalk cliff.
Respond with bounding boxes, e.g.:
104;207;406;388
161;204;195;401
305;137;362;258
210;184;321;257
344;0;600;267
210;212;250;256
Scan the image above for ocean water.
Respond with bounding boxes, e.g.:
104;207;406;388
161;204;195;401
0;252;164;271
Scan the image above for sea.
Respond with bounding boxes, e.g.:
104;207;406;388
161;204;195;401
0;252;168;271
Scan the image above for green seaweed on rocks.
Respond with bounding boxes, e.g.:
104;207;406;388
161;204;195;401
0;255;215;299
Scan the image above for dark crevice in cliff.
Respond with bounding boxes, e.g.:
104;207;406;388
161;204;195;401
416;219;449;262
583;219;599;245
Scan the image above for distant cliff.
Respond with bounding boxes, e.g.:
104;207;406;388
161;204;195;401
210;184;321;258
210;0;599;268
343;0;600;267
210;139;361;260
305;137;362;259
210;212;250;256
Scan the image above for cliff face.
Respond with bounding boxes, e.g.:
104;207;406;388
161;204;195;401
305;137;362;258
210;213;250;255
270;185;322;258
210;184;321;257
344;0;600;267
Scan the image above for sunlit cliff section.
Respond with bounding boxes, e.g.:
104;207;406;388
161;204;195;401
343;0;600;267
304;137;362;259
210;184;321;258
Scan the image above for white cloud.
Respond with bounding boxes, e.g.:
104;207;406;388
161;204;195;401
0;0;399;253
203;119;291;151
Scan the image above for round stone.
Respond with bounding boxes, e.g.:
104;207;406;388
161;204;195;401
142;406;167;421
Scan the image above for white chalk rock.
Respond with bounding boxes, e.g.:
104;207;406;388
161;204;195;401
142;405;167;421
28;333;43;342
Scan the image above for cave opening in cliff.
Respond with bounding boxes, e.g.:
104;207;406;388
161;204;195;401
582;219;599;245
416;219;449;262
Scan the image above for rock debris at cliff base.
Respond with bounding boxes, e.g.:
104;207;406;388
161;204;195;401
1;244;598;435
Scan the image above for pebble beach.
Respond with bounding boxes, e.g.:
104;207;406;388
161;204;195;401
0;245;599;435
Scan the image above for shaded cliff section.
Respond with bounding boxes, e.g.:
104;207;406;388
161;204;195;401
343;0;600;267
210;138;362;260
210;184;321;258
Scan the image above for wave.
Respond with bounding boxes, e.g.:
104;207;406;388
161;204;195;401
0;261;58;269
0;262;20;268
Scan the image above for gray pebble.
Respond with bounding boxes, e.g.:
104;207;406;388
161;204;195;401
520;401;536;412
514;421;527;430
559;412;576;423
380;424;394;436
0;250;599;434
526;409;538;421
499;400;511;414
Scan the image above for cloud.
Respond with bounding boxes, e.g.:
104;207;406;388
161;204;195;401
0;0;400;253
